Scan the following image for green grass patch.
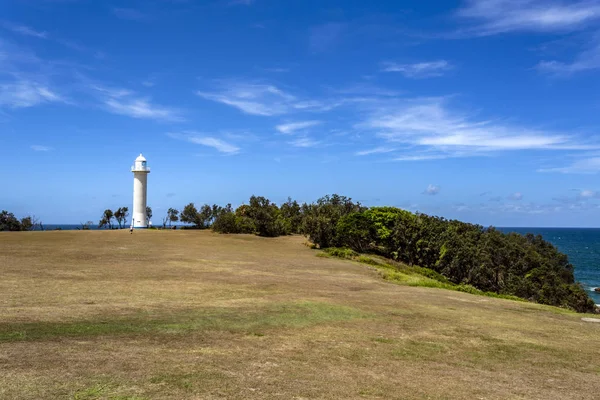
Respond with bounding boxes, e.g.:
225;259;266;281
148;368;234;393
0;301;368;343
71;383;146;400
391;340;449;361
321;248;525;303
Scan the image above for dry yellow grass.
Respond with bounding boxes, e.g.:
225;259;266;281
1;230;599;399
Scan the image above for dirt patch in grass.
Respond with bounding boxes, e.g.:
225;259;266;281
1;230;600;399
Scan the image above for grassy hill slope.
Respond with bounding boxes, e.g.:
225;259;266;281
1;230;599;399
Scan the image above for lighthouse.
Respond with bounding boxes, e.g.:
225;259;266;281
131;154;150;228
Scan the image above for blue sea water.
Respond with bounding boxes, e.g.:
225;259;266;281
501;228;600;305
36;225;600;304
41;224;102;230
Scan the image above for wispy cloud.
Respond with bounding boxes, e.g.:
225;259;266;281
1;21;48;39
91;84;183;122
31;145;52;151
381;60;453;78
393;154;451;161
197;82;294;116
0;81;64;108
579;189;600;198
309;22;346;52
262;67;290;73
539;156;600;173
276;120;321;134
104;98;183;121
423;184;441;196
355;146;396;156
457;0;600;35
289;137;321;148
508;192;524;201
168;132;240;154
197;81;333;116
361;98;596;161
112;8;149;21
90;85;132;98
537;35;600;75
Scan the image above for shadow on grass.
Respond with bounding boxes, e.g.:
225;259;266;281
0;301;369;343
317;248;584;316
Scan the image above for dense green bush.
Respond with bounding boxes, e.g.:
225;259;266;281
192;194;595;312
301;195;365;248
309;206;595;313
0;210;37;231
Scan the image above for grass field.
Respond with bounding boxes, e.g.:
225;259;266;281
1;230;599;399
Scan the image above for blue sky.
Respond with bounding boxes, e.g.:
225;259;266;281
2;0;600;226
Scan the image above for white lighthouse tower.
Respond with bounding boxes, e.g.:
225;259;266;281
131;154;150;229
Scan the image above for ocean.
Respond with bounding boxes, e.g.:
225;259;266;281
36;225;600;304
501;228;600;305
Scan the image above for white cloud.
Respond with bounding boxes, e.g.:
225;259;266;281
168;132;240;154
105;98;182;122
579;189;599;198
0;81;63;108
355;146;396;156
289;137;321;148
90;84;183;122
276;120;321;134
457;0;600;35
423;184;441;196
31;145;52;151
90;85;132;98
197;81;334;116
540;157;600;173
1;22;48;39
393;154;453;161
508;192;524;201
197;82;294;116
537;36;600;75
381;60;453;78
361;98;594;160
262;67;290;73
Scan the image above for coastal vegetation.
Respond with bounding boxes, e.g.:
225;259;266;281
1;194;595;312
0;210;39;231
168;194;595;313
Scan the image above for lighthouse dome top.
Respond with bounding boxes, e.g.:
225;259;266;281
131;153;150;173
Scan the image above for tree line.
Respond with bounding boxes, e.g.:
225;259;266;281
169;194;594;313
98;206;153;229
0;210;40;231
3;194;595;312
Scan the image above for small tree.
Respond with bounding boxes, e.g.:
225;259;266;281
0;210;22;231
81;221;94;230
99;209;114;230
199;204;214;229
114;207;129;229
167;208;179;228
146;206;153;224
280;197;302;234
180;203;200;227
247;195;285;237
20;216;34;231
